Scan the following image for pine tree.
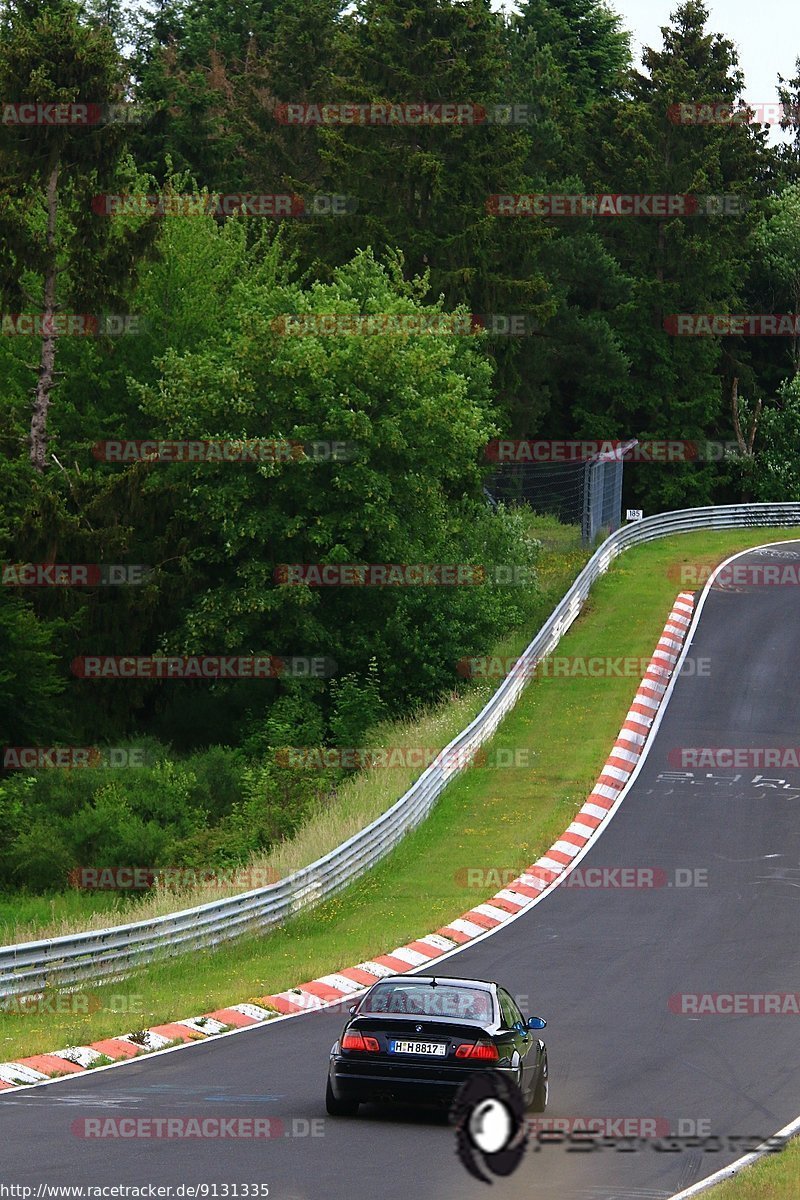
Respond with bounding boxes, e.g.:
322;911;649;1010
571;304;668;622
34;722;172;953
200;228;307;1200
500;0;633;437
579;0;771;510
512;0;631;109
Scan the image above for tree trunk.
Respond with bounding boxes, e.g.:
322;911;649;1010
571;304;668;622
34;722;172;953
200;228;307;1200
731;377;746;455
29;155;60;473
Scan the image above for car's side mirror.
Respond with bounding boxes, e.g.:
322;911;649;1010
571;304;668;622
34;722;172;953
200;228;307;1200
528;1016;547;1030
349;1004;357;1015
513;1020;528;1035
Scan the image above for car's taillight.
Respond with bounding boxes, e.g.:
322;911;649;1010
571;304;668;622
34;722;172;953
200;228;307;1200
454;1041;499;1061
341;1031;379;1052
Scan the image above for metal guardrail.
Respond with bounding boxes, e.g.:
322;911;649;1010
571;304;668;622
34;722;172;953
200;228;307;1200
3;502;800;996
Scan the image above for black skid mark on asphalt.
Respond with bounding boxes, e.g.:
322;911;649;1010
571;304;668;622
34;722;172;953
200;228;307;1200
670;1037;793;1130
675;1154;705;1192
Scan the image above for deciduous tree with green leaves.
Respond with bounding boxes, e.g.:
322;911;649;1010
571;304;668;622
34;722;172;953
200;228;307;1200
130;217;540;719
0;0;158;471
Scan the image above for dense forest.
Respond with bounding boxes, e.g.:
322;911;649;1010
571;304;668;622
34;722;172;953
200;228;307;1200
1;0;799;892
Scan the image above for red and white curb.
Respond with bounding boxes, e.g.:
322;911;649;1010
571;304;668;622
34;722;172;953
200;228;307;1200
0;593;694;1090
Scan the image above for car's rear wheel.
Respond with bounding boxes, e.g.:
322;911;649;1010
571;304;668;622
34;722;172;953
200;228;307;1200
530;1053;549;1112
326;1077;359;1116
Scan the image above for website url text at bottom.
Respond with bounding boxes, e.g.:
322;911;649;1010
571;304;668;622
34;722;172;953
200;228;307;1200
0;1187;269;1198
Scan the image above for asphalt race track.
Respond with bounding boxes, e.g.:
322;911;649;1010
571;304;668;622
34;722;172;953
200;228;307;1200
2;541;800;1200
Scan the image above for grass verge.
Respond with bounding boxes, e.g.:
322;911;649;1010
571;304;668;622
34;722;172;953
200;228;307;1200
702;1135;800;1198
1;524;798;1064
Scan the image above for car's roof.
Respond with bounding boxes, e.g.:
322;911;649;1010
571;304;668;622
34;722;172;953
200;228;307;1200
365;975;497;992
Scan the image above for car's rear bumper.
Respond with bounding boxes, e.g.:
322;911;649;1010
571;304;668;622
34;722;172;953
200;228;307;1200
329;1056;518;1106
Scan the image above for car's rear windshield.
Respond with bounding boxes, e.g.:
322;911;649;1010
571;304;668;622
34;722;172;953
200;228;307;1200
359;982;494;1021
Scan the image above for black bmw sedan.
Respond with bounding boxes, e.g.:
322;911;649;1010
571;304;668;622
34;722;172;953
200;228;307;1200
325;974;548;1115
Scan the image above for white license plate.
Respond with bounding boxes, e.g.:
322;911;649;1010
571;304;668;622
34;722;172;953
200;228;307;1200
389;1040;447;1056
